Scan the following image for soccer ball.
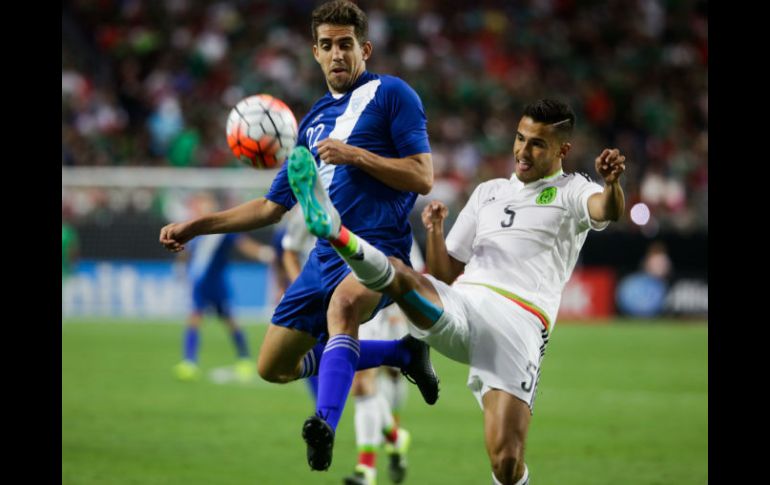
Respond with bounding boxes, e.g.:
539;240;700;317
226;94;298;169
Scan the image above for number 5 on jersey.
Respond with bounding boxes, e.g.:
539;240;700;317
501;205;516;228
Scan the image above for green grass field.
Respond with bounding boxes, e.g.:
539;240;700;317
62;319;707;485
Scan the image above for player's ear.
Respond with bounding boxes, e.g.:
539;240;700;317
560;142;572;160
361;41;372;61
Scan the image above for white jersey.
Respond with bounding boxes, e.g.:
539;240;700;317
409;236;425;273
281;205;317;263
446;169;608;332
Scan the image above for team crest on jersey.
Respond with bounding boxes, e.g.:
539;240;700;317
536;187;557;205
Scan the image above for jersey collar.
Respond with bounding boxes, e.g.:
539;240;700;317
510;168;564;187
327;70;374;99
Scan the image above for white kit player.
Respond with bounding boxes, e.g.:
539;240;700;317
287;98;626;485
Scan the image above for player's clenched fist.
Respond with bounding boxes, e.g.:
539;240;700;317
421;200;448;232
595;148;626;185
159;223;192;252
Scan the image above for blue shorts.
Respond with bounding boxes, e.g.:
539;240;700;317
271;244;410;343
192;281;231;318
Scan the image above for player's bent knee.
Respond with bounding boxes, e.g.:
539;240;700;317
387;256;412;279
257;359;295;384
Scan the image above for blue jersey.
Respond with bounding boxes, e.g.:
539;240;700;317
266;71;431;341
187;233;237;314
266;71;431;259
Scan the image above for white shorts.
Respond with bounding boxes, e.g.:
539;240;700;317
407;276;549;412
360;303;409;341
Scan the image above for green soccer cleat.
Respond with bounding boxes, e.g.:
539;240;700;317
287;146;341;239
384;428;411;484
173;360;200;381
343;464;377;485
235;358;254;382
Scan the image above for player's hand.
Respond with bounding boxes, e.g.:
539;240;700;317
159;222;194;253
421;201;448;232
595;148;626;185
316;138;361;166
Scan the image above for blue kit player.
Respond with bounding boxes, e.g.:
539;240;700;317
173;193;275;382
160;0;439;472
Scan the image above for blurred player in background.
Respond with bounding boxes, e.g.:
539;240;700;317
288;99;626;485
344;237;423;485
160;0;438;472
62;206;79;282
174;192;275;382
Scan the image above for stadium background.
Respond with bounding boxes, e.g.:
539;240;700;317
62;1;707;483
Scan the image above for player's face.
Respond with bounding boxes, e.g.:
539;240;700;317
513;116;569;183
313;24;371;94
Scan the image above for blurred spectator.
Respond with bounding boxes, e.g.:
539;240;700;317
643;241;672;281
62;0;707;232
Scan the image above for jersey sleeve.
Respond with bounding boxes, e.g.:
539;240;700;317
265;160;297;210
566;174;609;233
384;78;431;157
445;184;482;263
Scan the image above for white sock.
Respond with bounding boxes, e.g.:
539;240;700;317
514;464;529;485
331;227;394;290
378;371;408;412
375;393;395;436
391;372;408;410
354;394;382;449
491;464;528;485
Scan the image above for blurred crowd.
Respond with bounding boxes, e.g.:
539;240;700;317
62;0;707;233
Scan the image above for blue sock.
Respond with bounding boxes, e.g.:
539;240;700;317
357;340;412;370
183;327;199;362
230;328;250;359
299;342;325;378
315;334;360;430
306;375;319;402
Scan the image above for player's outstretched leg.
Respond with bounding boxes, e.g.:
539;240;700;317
287;146;394;289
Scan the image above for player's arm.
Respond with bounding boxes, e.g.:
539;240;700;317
421;201;465;284
235;235;276;264
316;139;433;195
587;148;626;222
160;198;287;253
282;250;303;283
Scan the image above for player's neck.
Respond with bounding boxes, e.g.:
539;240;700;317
327;69;368;96
514;167;563;185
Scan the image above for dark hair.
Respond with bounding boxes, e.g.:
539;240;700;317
522;99;576;140
311;1;368;45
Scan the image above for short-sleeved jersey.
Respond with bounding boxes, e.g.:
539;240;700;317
446;170;608;332
186;233;238;288
266;71;431;259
